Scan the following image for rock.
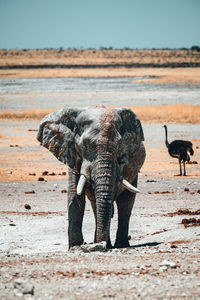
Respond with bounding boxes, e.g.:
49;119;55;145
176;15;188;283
25;190;35;194
38;177;45;181
49;172;56;176
24;204;31;210
160;260;177;268
42;171;49;175
28;129;37;132
80;241;107;252
147;179;157;182
13;279;34;295
159;266;168;272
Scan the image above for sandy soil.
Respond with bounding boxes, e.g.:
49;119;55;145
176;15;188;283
0;121;200;182
0;53;200;298
0;119;200;299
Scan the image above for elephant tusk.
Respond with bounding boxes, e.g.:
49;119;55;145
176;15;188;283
122;178;140;193
77;174;87;195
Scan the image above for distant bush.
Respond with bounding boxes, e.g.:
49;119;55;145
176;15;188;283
191;46;200;52
99;46;113;50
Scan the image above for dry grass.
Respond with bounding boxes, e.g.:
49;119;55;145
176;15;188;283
1;49;200;83
0;105;199;123
0;108;54;120
1;49;200;67
132;104;200;124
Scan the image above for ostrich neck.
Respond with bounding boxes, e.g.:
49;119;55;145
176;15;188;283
164;126;169;147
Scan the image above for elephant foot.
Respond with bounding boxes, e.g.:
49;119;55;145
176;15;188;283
68;232;84;249
69;241;84;250
114;239;130;249
106;240;113;249
94;237;113;249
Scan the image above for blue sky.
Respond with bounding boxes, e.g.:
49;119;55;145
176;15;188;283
0;0;199;49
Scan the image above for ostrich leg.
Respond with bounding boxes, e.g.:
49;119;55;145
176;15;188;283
183;161;186;176
178;158;182;176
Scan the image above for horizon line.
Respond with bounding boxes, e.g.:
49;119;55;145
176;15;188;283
0;45;200;51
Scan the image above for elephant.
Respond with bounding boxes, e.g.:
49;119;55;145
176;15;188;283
37;105;146;249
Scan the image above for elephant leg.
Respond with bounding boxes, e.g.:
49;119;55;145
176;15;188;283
114;176;138;248
90;200;112;248
90;200;97;243
68;168;85;248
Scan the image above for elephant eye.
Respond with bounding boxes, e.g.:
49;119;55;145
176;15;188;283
82;138;97;161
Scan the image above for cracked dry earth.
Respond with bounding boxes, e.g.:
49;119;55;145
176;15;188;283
0;121;200;299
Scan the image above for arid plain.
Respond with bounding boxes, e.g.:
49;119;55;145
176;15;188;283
0;49;200;299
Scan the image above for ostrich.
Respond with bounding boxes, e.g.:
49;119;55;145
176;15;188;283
163;125;194;176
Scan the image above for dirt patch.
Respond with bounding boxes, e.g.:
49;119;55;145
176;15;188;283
1;211;65;216
181;218;200;227
148;191;174;194
166;209;200;216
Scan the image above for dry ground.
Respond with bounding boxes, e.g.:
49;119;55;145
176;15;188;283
0;51;200;299
1;49;200;84
0;119;200;300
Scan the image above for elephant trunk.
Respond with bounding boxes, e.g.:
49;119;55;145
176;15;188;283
94;152;114;244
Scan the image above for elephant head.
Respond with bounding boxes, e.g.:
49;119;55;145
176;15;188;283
37;105;145;248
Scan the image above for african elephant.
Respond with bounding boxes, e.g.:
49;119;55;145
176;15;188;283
37;105;145;249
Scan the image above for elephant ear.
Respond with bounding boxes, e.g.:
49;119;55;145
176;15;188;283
37;107;81;168
116;108;144;158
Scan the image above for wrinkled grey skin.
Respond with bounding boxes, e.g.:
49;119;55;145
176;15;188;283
37;106;146;249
